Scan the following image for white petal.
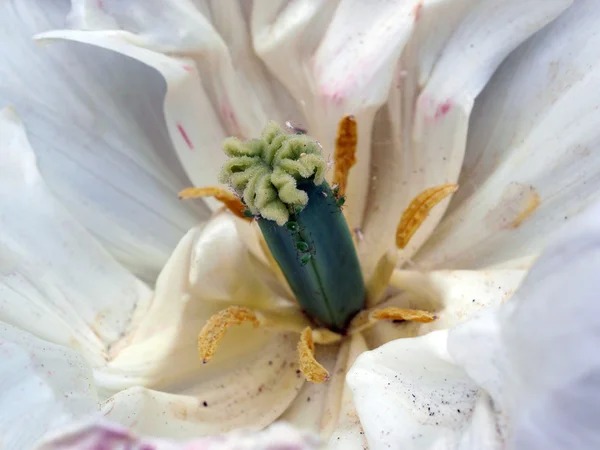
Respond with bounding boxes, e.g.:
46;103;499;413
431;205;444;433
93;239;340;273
364;269;525;348
417;0;600;269
0;322;98;450
357;0;571;274
348;331;499;450
0;107;151;363
1;1;208;281
102;334;303;438
34;27;230;211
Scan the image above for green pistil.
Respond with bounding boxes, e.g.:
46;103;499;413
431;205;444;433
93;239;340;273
220;122;365;333
219;121;326;226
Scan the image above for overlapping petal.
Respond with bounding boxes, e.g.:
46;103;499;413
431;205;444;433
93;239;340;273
94;214;305;436
0;107;151;364
0;0;208;281
358;0;572;274
350;199;600;450
418;0;600;269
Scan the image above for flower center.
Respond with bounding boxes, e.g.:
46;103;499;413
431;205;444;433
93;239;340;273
181;116;457;383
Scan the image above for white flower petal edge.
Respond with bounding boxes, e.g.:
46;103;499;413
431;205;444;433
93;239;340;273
418;0;600;269
34;29;229;212
0;322;98;450
449;200;600;449
0;1;208;282
0;106;151;364
358;0;572;274
36;420;320;450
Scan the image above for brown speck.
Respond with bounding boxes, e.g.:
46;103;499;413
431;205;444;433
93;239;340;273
203;401;208;407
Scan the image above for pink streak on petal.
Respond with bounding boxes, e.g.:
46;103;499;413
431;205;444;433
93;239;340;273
182;65;193;72
413;1;423;22
219;101;241;137
434;100;453;119
177;123;194;150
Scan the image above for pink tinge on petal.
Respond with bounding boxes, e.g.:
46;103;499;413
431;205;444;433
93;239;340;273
177;123;194;150
413;1;423;22
434;100;453;120
38;420;321;450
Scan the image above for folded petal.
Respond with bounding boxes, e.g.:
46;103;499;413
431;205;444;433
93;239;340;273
0;107;151;363
0;322;98;450
418;0;600;269
1;1;209;281
348;331;498;450
63;0;304;174
97;213;302;416
358;0;571;274
101;332;303;438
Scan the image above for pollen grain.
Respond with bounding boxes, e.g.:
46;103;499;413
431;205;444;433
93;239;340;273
396;184;458;249
333;115;358;197
371;307;436;323
179;186;249;221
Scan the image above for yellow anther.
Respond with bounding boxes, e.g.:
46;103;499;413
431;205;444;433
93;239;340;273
179;186;250;221
298;327;329;383
198;306;260;363
333;115;358;197
396;184;458;249
371;307;436;323
348;306;436;334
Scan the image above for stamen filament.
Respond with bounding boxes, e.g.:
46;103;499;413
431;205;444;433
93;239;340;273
333;115;358;197
396;184;458;249
298;327;329;383
179;186;249;221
